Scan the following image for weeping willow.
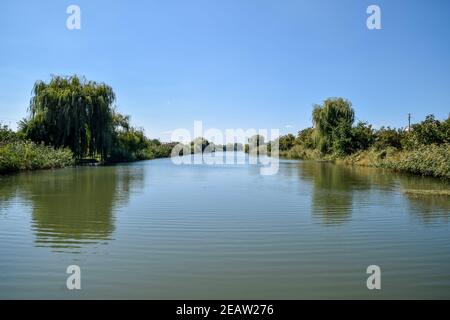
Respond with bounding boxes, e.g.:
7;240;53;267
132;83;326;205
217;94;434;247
312;97;355;154
24;75;115;159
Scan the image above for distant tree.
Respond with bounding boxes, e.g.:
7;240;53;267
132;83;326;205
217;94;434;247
351;121;375;152
404;114;447;147
190;137;210;153
312;98;355;155
373;127;403;150
278;134;296;151
248;134;265;147
295;127;315;149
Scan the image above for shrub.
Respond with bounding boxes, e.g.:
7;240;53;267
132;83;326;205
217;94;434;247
0;140;74;174
402;114;449;149
381;144;450;179
295;128;315;149
285;145;321;160
351;122;375;152
374;127;404;150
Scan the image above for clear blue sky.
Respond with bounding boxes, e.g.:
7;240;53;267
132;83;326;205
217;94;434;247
1;0;449;141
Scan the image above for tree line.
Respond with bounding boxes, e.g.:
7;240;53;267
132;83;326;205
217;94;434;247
1;75;174;173
1;77;449;178
18;75;174;162
273;98;450;179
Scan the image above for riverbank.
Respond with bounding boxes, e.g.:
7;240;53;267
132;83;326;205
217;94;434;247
282;143;450;180
0;139;74;174
0;120;174;175
0;140;174;175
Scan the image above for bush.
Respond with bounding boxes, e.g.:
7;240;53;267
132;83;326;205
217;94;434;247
295;128;315;149
0;140;74;174
147;142;175;159
285;145;321;160
374;127;404;150
277;134;296;151
382;144;450;179
109;128;149;162
351;122;375;152
402;115;449;149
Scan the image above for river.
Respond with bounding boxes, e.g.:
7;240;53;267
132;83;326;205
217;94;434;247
0;152;449;299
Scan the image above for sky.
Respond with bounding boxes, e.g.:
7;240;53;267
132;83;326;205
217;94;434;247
1;0;450;141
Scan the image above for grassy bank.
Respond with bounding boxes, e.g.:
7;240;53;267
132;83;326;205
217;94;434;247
0;121;174;174
273;98;449;180
0;140;74;174
336;144;450;180
281;144;450;180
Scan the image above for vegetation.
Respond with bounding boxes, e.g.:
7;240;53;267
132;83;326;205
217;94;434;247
0;124;73;174
1;75;174;174
312;98;355;155
21;76;115;160
3;75;449;180
276;97;450;179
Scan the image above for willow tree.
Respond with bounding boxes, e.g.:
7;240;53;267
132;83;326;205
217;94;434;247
312;97;355;155
24;75;115;159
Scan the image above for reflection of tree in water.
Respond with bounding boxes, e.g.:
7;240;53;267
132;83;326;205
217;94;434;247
297;161;450;224
398;175;450;223
1;166;144;252
299;162;371;225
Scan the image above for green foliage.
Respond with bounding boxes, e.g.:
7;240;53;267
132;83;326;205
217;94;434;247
147;142;177;159
402;115;450;149
277;134;296;151
285;144;321;160
1;124;21;144
382;144;450;179
22;75;115;159
332;121;354;156
295;128;315;149
373;126;404;150
278;98;449;179
108;113;174;162
190;137;211;154
0;140;73;174
248;135;265;147
312;97;355;154
109;128;148;162
18;75;172;164
350;122;375;151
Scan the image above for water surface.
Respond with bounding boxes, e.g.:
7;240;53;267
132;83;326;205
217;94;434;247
1;153;449;299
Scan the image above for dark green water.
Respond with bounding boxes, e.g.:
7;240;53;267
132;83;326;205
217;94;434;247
1;153;449;299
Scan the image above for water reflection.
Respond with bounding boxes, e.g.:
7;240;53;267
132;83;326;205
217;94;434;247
296;161;449;224
0;166;144;252
297;162;365;224
398;175;450;223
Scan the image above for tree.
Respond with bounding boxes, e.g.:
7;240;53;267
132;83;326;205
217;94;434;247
351;121;375;151
190;137;210;154
295;127;315;149
373;127;403;150
407;115;446;147
23;75;115;159
248;135;265;148
278;134;296;151
108;114;149;162
312;98;355;155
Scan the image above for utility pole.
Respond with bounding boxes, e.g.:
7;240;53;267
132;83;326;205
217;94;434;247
408;113;411;131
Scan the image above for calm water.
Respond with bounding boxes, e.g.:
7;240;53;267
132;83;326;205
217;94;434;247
1;152;449;299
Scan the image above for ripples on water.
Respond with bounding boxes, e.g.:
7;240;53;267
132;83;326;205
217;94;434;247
0;153;449;299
